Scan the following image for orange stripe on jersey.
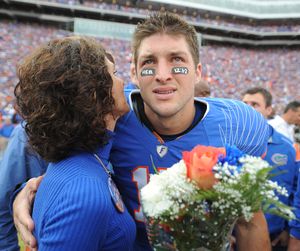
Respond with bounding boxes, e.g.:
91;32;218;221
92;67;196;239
294;143;300;161
152;131;164;144
261;150;267;159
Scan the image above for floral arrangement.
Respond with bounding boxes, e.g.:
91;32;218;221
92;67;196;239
141;145;295;251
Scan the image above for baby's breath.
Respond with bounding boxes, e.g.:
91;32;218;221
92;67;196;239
141;150;296;251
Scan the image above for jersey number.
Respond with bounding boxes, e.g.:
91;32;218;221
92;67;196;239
132;166;166;222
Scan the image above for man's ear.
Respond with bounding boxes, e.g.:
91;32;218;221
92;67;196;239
130;63;139;87
266;106;273;118
195;63;202;83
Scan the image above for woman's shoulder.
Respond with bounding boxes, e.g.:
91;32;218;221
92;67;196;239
42;156;109;199
48;152;107;177
36;165;113;220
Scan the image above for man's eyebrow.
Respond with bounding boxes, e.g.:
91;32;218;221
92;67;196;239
139;54;154;59
169;51;188;57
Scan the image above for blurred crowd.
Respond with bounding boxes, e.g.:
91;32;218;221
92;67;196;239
201;45;300;113
1;20;299;111
41;0;300;33
1;19;300;154
0;21;70;155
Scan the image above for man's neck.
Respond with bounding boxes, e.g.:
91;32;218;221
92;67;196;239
282;113;292;125
144;104;196;136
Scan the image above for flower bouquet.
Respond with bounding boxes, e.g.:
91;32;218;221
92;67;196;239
141;145;295;251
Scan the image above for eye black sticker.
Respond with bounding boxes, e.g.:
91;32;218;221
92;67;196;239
141;68;155;76
172;67;189;75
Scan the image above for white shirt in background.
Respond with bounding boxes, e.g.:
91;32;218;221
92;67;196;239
268;115;295;143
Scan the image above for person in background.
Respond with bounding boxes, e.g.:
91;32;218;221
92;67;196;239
13;36;135;250
269;101;300;143
11;110;22;125
294;126;300;161
194;79;211;97
11;12;271;251
0;117;15;138
0;116;15;156
242;87;300;251
0;111;3;127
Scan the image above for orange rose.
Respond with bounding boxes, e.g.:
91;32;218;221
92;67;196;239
183;145;225;189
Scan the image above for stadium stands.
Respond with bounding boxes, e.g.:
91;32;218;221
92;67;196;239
38;0;300;33
1;19;299;115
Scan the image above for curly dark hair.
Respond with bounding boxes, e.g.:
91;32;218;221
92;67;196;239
15;36;115;162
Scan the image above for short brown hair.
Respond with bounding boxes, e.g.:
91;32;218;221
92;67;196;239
132;12;200;67
242;87;272;108
15;36;115;162
284;101;300;113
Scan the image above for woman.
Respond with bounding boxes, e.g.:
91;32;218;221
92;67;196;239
14;36;136;250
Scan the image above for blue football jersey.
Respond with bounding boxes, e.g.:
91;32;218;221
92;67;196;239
263;126;298;235
111;91;270;250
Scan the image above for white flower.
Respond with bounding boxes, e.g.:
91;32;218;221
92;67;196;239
141;160;197;218
141;149;295;235
242;206;253;222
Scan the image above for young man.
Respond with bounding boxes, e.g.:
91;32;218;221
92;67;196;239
194;79;211;97
269;101;300;143
5;12;271;251
242;87;300;251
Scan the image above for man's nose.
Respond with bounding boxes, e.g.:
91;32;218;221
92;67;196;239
155;62;172;83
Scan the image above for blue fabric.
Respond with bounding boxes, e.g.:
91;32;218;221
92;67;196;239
264;126;299;235
32;141;136;250
112;92;271;250
0;123;48;251
2;94;271;251
0;124;15;138
289;161;300;239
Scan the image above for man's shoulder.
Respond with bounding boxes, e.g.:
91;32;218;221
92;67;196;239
268;115;284;126
199;98;262;123
196;98;269;157
270;129;294;148
199;97;253;112
268;129;296;161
